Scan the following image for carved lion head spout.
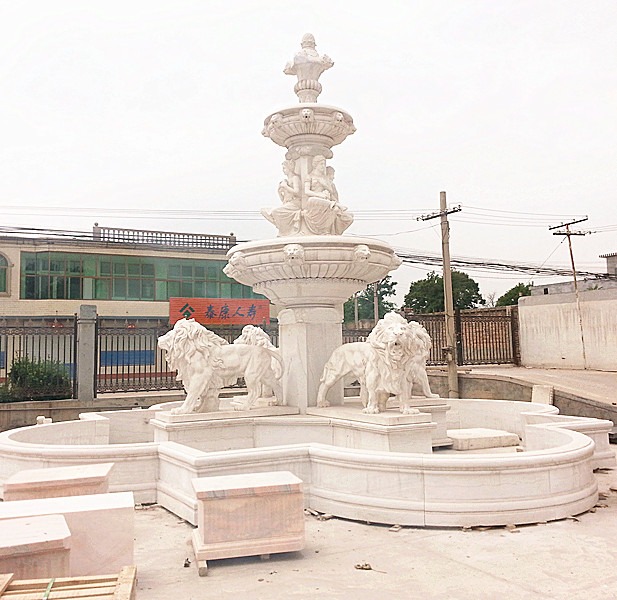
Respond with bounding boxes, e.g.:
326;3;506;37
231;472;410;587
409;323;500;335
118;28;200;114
283;243;305;265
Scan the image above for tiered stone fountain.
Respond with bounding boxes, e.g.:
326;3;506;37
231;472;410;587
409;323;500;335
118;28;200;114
0;35;610;532
224;34;401;412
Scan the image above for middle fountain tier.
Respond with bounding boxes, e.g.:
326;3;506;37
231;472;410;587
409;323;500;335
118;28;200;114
225;34;401;412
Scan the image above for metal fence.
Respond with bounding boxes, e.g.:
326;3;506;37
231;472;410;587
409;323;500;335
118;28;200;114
404;308;518;365
95;320;279;394
0;318;77;399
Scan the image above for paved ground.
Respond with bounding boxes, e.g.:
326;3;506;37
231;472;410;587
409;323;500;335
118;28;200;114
135;469;617;600
467;366;617;407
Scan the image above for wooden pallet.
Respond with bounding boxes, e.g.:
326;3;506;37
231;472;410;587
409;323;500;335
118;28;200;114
0;566;136;600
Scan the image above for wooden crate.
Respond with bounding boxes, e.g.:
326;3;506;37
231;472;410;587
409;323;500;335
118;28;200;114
0;566;136;600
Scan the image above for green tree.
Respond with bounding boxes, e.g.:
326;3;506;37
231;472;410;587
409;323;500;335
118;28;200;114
496;283;531;306
344;276;397;324
404;270;484;314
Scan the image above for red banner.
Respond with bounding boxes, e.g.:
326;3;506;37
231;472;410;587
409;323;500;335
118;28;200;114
169;298;270;326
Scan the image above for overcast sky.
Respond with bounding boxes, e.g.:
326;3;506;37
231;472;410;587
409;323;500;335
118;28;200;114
1;0;616;304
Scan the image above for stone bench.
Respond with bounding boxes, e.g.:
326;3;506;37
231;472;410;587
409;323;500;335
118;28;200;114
447;428;520;451
0;492;134;576
0;514;71;580
3;463;114;501
191;471;304;576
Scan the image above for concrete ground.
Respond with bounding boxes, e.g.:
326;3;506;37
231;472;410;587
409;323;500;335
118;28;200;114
468;366;617;409
135;469;617;600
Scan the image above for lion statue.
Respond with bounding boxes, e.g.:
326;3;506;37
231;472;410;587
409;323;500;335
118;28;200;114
233;325;283;403
158;319;284;414
316;312;438;414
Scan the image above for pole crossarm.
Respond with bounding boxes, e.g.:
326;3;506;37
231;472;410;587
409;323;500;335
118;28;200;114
548;216;588;231
418;205;462;221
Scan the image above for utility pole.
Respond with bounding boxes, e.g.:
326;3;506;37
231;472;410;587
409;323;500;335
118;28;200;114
373;281;379;326
419;192;462;398
549;217;589;369
354;293;359;328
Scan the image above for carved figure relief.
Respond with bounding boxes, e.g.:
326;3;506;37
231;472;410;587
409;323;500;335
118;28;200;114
303;155;353;235
158;319;283;414
261;160;303;236
261;156;354;237
316;312;438;413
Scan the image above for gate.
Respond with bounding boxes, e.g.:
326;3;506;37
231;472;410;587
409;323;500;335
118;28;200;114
0;317;78;399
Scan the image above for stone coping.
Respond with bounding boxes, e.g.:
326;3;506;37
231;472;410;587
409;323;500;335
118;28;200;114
154;406;299;424
192;471;302;498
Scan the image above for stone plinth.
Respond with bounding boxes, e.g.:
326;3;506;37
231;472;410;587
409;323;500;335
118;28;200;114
0;515;71;580
402;398;451;447
151;407;300;451
3;462;114;501
447;428;520;451
307;403;436;453
0;492;134;576
191;471;304;575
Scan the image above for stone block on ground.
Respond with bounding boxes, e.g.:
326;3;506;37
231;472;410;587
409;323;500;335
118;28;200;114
3;462;114;501
0;491;134;576
191;471;304;575
0;514;71;580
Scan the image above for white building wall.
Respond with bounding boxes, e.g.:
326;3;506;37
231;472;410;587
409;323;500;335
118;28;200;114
0;240;227;319
519;288;617;370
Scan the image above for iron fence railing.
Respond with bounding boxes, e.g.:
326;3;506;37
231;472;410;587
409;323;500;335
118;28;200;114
0;317;77;399
404;308;517;365
95;321;279;394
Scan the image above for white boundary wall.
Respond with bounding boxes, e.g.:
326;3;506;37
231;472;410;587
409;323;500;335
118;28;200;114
519;288;617;370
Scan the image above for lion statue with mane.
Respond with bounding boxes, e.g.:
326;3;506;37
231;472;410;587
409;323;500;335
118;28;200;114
158;319;284;414
316;312;438;414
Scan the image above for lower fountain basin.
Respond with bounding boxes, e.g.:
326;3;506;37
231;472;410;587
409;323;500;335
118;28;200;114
0;399;612;528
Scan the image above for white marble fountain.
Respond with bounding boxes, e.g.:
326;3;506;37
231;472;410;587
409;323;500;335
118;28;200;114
0;35;613;529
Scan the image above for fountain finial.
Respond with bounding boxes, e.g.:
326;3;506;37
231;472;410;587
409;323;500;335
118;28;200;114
284;33;334;103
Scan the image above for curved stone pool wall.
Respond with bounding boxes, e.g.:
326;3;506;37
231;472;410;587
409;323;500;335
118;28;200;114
0;399;612;527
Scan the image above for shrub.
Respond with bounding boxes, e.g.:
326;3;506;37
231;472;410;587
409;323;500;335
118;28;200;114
1;358;73;402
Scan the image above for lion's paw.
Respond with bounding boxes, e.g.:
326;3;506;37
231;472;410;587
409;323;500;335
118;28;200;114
316;400;330;408
362;406;380;414
401;406;420;415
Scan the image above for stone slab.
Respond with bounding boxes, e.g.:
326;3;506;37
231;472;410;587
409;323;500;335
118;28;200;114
0;514;71;580
447;428;520;451
531;384;554;405
155;406;299;424
4;462;114;501
191;471;304;575
0;492;134;576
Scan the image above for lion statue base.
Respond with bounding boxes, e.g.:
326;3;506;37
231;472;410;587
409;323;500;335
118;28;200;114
158;320;284;415
316;312;438;414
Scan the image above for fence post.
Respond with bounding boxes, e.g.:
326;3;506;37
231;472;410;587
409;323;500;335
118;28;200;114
76;305;97;402
454;308;464;365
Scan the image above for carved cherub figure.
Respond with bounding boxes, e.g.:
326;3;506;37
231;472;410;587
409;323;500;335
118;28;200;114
261;159;303;237
304;155;353;235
